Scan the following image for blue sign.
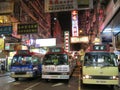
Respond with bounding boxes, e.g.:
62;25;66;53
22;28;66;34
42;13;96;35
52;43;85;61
0;26;12;34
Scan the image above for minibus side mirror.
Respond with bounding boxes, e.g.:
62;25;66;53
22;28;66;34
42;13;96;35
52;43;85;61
116;55;118;59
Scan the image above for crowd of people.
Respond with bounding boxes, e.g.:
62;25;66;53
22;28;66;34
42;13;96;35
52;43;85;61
75;49;85;67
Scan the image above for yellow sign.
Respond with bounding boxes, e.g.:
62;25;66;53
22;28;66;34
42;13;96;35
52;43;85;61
71;36;89;43
0;2;14;15
0;38;4;50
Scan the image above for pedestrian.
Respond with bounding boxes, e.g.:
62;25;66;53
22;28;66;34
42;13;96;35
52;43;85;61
0;62;1;73
1;62;5;73
78;49;85;66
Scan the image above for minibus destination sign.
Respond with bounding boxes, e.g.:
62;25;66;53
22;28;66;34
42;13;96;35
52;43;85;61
51;48;61;53
49;47;64;53
93;45;107;51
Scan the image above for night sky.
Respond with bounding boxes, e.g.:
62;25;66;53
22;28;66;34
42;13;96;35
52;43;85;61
57;11;71;31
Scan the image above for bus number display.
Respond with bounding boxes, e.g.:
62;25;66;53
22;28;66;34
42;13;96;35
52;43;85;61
49;47;63;53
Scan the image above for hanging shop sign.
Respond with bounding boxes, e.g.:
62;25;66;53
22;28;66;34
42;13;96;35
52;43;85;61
0;26;12;34
35;38;56;47
0;38;4;50
71;36;89;43
44;0;93;12
64;31;70;52
71;10;79;37
17;23;38;34
0;2;14;15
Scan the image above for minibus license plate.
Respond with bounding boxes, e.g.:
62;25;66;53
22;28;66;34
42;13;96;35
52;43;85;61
96;80;106;83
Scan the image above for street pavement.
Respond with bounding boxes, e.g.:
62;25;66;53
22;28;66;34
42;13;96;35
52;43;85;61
0;72;10;77
0;71;120;89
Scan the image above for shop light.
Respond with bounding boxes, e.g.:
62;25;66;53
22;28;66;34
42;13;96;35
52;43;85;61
1;34;6;39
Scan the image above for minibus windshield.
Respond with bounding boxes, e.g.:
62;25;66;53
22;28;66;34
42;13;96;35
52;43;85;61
84;52;117;67
43;54;68;65
11;55;32;65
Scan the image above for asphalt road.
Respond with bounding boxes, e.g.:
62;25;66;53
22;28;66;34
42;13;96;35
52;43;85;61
0;66;120;90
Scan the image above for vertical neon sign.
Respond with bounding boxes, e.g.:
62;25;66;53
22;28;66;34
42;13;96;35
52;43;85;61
64;31;70;52
71;10;79;37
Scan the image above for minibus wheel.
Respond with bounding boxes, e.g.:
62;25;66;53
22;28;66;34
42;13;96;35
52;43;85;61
108;85;116;90
15;78;19;81
64;79;69;83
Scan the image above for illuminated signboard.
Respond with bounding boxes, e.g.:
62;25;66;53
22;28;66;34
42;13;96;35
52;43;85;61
17;23;38;34
0;38;4;50
44;0;93;12
0;2;14;14
0;26;12;34
35;38;56;47
92;45;107;51
71;36;89;43
64;31;70;52
45;0;75;12
5;43;19;50
71;10;79;37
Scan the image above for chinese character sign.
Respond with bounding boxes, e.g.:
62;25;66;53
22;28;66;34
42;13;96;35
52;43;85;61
44;0;93;12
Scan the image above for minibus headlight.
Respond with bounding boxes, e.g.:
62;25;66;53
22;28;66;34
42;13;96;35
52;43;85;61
33;67;38;70
112;76;119;80
42;72;48;75
11;72;15;74
27;71;33;74
83;75;91;79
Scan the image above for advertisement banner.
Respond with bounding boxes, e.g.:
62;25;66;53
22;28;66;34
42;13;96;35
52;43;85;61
0;2;14;15
44;0;93;12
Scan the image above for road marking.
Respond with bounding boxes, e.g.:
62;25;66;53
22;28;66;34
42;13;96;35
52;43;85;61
13;82;20;85
78;74;81;90
7;80;15;83
78;68;81;90
52;83;63;87
24;82;40;90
